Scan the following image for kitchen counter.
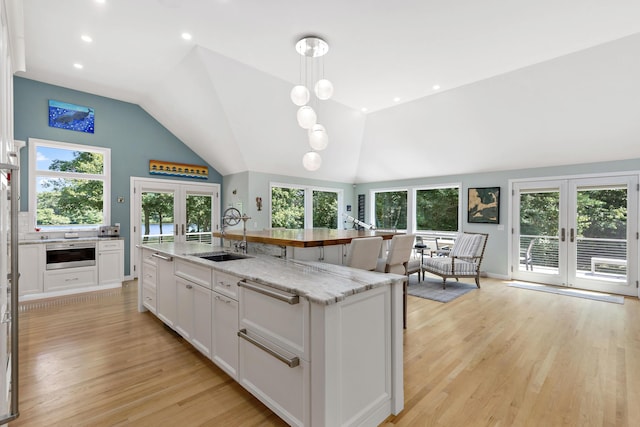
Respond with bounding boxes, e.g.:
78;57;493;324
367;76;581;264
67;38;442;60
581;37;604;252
139;242;405;305
138;241;404;426
20;236;122;245
213;228;399;248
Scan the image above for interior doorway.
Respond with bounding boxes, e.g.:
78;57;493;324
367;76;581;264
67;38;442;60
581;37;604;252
512;174;638;296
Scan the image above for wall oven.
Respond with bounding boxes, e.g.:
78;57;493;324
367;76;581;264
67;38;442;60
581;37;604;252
46;242;97;270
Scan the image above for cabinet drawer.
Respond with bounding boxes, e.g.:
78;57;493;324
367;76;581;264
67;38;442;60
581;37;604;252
239;280;309;358
142;262;157;287
142;283;156;313
238;329;309;427
99;240;123;251
141;249;157;266
44;267;97;291
213;271;240;300
175;259;212;289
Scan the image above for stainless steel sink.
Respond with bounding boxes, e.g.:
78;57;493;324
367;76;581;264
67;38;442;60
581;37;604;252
192;251;252;262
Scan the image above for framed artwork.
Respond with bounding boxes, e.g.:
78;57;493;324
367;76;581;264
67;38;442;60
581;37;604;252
468;187;500;224
48;100;95;133
149;160;208;180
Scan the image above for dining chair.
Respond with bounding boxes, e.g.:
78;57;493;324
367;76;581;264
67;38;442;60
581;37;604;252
375;234;415;275
345;236;383;271
376;234;415;329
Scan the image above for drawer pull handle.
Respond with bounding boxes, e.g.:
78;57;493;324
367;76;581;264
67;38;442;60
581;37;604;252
186;284;193;290
238;280;299;305
151;253;173;261
238;329;299;368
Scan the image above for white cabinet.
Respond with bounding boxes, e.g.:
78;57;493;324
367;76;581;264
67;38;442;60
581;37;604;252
154;253;176;327
44;266;97;292
98;239;123;285
141;251;157;313
212;287;239;379
175;259;212;358
238;279;310;427
18;244;44;296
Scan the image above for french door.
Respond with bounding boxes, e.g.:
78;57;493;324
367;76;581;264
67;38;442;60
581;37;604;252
512;175;638;296
131;178;220;278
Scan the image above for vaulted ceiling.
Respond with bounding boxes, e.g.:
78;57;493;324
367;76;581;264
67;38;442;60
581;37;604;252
17;0;640;183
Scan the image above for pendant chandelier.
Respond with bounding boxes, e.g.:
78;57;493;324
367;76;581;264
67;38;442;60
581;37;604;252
291;36;333;171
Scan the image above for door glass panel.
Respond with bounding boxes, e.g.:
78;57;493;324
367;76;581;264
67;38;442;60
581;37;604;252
519;190;560;274
141;191;175;243
186;193;212;243
575;185;627;282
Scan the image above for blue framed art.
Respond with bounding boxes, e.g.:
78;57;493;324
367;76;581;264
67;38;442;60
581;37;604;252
48;100;95;133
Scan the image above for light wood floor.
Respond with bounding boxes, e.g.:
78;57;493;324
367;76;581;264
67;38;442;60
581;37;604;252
10;277;640;426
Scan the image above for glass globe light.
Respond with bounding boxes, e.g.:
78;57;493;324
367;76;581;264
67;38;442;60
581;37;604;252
302;151;322;171
290;85;310;106
308;124;328;151
314;79;334;100
296;106;317;129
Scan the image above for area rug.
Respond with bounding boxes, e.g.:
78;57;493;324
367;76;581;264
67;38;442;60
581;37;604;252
407;275;478;303
508;282;624;304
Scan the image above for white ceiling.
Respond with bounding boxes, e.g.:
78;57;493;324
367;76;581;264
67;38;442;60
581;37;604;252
17;0;640;183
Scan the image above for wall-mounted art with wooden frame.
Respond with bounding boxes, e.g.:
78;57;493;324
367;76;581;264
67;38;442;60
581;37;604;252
149;160;208;180
468;187;500;224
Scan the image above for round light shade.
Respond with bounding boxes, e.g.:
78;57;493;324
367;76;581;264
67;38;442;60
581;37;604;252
290;85;310;106
296;106;317;129
308;124;328;151
314;79;334;100
302;151;322;171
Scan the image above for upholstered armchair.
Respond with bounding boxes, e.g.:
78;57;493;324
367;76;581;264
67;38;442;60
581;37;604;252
423;232;488;289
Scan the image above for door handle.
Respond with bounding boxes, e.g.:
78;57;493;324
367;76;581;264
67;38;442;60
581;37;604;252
570;228;575;243
561;228;566;242
175;224;178;236
182;224;185;235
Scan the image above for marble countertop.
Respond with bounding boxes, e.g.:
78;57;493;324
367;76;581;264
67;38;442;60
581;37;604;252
139;242;405;305
20;236;123;245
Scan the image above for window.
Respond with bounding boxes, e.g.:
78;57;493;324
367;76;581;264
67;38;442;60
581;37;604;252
271;183;342;229
415;186;460;232
29;139;111;230
372;189;407;231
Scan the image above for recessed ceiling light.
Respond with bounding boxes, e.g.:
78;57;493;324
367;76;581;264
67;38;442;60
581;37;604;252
181;32;192;40
95;0;106;4
432;85;441;90
81;34;93;43
361;107;368;113
393;97;401;102
73;63;84;69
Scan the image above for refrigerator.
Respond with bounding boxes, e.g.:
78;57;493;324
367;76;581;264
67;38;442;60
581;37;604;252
0;160;18;424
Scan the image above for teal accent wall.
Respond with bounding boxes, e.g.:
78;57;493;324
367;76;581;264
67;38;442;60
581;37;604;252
14;76;223;276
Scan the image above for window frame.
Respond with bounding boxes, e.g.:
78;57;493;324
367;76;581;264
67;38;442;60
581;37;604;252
270;182;344;229
412;183;462;234
28;138;111;230
369;187;409;232
369;182;462;235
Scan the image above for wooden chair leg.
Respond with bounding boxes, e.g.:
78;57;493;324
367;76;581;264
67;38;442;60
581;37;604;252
403;279;408;329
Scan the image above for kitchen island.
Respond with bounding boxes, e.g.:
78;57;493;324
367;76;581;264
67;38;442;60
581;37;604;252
138;242;404;427
214;228;400;264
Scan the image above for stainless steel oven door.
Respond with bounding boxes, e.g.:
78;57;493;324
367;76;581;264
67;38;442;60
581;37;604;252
45;242;97;270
